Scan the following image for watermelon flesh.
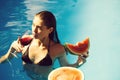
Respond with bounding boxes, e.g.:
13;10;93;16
65;37;90;57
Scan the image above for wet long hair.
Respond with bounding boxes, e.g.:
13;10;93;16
35;11;60;43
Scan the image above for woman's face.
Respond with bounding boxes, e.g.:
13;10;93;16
32;16;53;39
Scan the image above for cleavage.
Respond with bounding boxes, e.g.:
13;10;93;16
29;45;48;64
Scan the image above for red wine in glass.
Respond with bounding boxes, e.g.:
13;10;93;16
11;30;32;58
20;37;32;46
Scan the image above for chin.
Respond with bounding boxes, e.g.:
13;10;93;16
33;34;38;38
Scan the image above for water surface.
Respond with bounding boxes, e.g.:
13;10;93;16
0;0;120;80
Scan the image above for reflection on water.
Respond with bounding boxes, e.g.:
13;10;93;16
0;0;120;80
0;0;30;53
23;64;53;80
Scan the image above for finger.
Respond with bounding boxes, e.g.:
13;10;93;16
85;51;89;57
17;37;24;47
13;43;23;52
81;51;89;58
17;36;21;43
17;44;23;52
16;46;22;52
77;56;84;65
87;51;89;54
78;56;86;64
78;56;82;61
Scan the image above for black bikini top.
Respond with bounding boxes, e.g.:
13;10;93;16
22;42;52;66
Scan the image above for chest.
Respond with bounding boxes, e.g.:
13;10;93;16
28;45;48;64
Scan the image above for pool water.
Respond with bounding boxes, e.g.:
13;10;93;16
0;0;120;80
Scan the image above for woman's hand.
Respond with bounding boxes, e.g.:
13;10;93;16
0;37;23;63
76;51;89;66
81;51;89;58
10;37;23;53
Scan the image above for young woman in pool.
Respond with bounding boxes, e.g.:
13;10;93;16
0;11;88;79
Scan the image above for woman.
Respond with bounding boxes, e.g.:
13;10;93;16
0;11;88;80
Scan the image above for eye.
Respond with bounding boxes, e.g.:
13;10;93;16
36;26;42;30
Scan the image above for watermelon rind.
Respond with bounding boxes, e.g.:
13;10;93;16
64;43;83;56
64;37;90;56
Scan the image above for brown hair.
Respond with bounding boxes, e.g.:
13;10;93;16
35;11;60;43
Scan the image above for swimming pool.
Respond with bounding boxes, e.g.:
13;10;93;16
0;0;120;80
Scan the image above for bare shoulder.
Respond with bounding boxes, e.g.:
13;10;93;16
50;41;65;58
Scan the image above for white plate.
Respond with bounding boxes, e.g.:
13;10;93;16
48;67;84;80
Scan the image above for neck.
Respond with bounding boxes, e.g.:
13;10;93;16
33;37;50;47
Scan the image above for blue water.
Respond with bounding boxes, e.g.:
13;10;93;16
0;0;120;80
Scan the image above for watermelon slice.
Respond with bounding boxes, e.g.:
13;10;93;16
65;37;90;57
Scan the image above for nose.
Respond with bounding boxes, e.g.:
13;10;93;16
33;26;38;33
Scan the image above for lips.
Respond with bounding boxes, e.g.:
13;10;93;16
32;33;38;38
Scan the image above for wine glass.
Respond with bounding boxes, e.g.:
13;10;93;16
20;30;33;46
11;30;32;58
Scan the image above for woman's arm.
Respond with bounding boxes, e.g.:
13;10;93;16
0;47;16;63
0;37;23;63
58;52;87;68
